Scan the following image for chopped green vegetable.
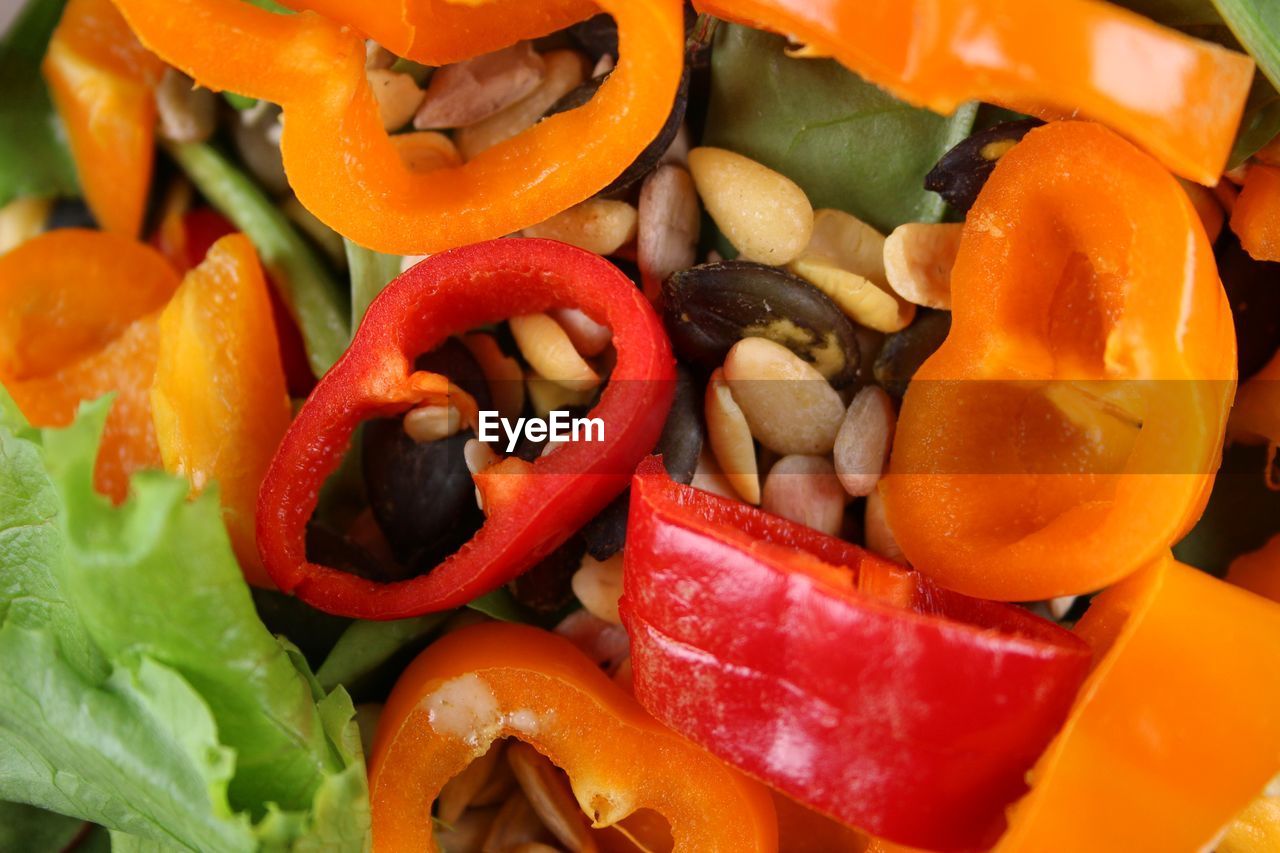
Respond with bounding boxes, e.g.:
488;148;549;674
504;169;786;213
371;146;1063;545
0;802;84;852
467;588;534;623
703;24;977;234
0;394;369;851
0;0;78;206
345;238;403;332
1212;0;1280;90
164;141;350;376
317;614;448;695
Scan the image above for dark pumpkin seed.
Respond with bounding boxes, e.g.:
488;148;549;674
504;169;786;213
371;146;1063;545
545;66;689;194
873;309;951;398
581;366;702;559
1217;233;1280;379
924;118;1043;213
662;260;861;386
362;340;492;576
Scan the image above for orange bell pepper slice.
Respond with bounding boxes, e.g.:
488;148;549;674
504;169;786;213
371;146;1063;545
110;0;685;255
151;234;292;588
883;121;1236;601
0;229;180;502
370;621;778;852
1231;164;1280;261
993;556;1280;852
41;0;164;236
280;0;598;65
696;0;1253;185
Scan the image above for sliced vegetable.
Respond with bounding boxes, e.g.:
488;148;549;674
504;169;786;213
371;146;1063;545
703;24;976;234
257;238;675;619
697;0;1254;184
0;397;369;850
42;0;163;236
281;0;597;65
164;141;349;375
1232;163;1280;260
345;238;402;332
0;229;180;502
994;556;1280;852
152;234;292;588
370;621;778;851
113;0;685;255
621;459;1091;852
884;122;1236;601
0;0;77;206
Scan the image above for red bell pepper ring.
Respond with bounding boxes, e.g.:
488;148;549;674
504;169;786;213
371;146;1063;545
257;239;675;619
620;459;1092;852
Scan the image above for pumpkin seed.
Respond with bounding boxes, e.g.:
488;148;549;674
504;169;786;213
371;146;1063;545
507;742;596;852
638;164;699;290
571;553;624;625
414;42;545;129
662;261;860;385
873;310;951;398
688;146;813;265
545;67;690;194
924;118;1042;212
523;199;638;256
883;222;962;310
439;742;508;824
833;386;895;498
723;337;845;455
482;790;549;852
510;313;601;392
457;50;588;160
155;68;217;144
865;488;905;562
364;340;490;573
761;455;846;536
705;367;760;504
404;404;462;443
366;68;425;132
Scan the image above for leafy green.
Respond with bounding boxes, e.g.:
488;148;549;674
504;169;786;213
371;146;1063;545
0;801;85;852
467;588;533;623
164;141;350;376
702;24;977;234
0;0;78;205
1213;0;1280;90
316;614;446;695
1174;442;1280;575
345;239;402;333
0;397;369;851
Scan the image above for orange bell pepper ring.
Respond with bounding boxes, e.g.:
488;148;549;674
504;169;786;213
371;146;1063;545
151;234;292;588
696;0;1253;185
883;121;1237;602
370;622;778;852
1231;165;1280;262
42;0;164;236
280;0;598;65
993;556;1280;852
110;0;685;255
0;229;180;502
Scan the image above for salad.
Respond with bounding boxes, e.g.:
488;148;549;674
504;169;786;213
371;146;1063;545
3;0;1280;851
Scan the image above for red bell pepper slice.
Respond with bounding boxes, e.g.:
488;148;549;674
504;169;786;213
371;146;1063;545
257;238;674;619
620;459;1092;852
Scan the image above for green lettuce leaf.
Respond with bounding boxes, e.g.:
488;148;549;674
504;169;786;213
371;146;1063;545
0;0;79;206
703;23;977;234
0;397;370;851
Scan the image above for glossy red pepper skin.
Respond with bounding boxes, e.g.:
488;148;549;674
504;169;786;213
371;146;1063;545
257;239;674;619
620;460;1091;852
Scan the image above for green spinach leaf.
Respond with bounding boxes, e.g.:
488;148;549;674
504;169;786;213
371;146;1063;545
703;24;977;234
